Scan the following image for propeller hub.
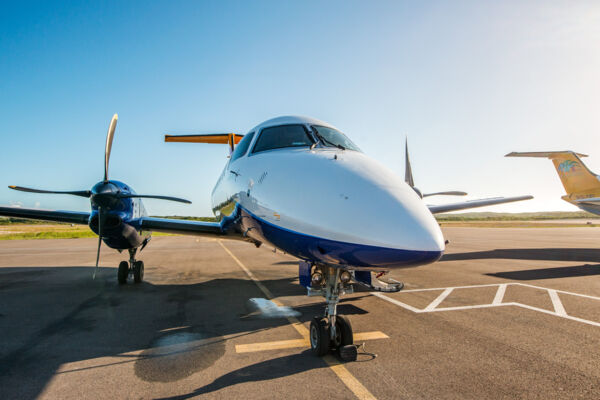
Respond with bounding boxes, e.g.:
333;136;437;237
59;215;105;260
91;181;121;208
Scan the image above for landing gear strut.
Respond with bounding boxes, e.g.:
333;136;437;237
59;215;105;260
118;248;144;285
308;266;357;361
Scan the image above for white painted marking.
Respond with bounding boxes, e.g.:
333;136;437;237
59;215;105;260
518;283;600;301
430;303;514;312
425;287;453;311
372;292;422;313
493;284;507;305
373;283;600;328
548;290;567;316
401;283;503;293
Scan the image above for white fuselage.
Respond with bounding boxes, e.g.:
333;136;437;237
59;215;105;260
211;116;445;270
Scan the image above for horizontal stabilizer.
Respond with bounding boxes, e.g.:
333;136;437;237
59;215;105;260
423;191;467;198
506;151;588;158
428;195;533;214
575;197;600;205
165;133;244;152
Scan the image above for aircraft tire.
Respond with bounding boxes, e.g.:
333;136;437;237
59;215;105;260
310;317;330;356
133;261;144;283
335;315;354;346
118;261;128;285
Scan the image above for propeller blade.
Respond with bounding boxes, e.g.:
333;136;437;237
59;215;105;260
93;206;103;280
104;114;118;182
423;191;468;197
9;186;91;198
118;194;192;204
405;138;414;187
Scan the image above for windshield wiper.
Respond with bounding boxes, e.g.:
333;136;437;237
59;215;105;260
312;128;345;150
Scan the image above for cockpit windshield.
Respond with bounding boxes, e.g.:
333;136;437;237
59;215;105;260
311;125;361;152
252;124;314;154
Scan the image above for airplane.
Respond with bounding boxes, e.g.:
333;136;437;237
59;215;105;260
1;115;532;361
506;151;600;215
0;114;194;284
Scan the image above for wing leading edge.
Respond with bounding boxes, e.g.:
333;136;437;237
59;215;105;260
0;206;90;224
139;216;225;236
427;195;533;214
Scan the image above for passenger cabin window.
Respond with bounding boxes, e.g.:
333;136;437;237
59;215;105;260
252;124;314;154
312;125;361;152
230;132;255;161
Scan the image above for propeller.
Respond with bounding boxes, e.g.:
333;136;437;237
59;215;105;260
117;194;191;204
8;186;91;197
93;206;104;280
105;114;118;182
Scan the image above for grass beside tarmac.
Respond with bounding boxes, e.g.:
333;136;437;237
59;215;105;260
0;216;216;240
436;211;600;228
1;212;599;240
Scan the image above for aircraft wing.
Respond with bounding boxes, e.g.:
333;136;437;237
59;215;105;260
427;195;533;214
139;216;224;236
0;206;90;224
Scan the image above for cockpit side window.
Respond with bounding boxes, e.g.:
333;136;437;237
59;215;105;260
230;132;255;161
252;124;314;154
311;125;361;152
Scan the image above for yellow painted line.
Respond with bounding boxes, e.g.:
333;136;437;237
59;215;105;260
354;331;389;341
236;338;307;353
219;240;377;400
324;355;377;400
236;331;388;353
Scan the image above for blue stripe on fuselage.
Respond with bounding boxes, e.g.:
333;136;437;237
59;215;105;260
238;205;442;270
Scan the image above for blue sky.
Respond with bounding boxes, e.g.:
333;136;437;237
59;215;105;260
1;1;599;216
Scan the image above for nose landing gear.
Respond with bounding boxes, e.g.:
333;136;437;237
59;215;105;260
308;266;358;361
117;248;144;285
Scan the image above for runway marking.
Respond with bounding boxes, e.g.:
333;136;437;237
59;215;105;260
374;282;600;328
424;287;453;311
218;240;377;400
493;284;507;305
548;290;567;316
235;331;389;353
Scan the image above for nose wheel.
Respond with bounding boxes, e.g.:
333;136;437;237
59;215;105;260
117;248;144;285
308;266;358;361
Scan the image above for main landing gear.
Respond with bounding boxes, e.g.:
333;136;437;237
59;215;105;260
118;248;144;285
308;266;358;361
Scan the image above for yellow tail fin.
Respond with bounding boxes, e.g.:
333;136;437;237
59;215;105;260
506;151;600;195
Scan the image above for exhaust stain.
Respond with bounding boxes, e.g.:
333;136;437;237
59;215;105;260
134;332;225;382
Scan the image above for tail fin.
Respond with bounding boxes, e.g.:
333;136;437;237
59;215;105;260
506;151;600;195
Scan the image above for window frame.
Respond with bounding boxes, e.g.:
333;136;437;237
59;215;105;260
310;125;361;152
250;123;315;155
230;131;255;162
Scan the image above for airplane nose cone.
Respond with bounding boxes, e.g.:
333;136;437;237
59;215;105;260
242;149;445;269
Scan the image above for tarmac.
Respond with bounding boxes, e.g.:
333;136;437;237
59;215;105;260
1;226;599;399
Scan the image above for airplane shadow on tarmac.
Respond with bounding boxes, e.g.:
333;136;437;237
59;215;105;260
0;266;369;399
154;351;325;399
441;248;600;280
